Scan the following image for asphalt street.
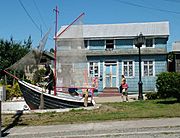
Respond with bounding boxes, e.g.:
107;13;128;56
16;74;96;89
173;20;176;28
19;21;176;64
3;117;180;138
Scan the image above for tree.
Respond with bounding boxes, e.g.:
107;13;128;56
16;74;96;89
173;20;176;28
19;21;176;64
0;36;32;84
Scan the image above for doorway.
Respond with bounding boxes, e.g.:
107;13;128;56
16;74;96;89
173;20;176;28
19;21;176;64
104;61;117;87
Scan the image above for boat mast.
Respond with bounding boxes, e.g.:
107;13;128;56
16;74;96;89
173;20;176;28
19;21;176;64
53;5;59;96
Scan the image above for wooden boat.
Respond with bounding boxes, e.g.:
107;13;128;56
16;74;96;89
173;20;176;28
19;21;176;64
18;80;94;109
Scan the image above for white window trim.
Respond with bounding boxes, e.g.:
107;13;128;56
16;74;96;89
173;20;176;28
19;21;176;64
104;40;106;49
103;61;105;88
87;40;89;50
114;39;116;49
98;62;100;77
122;60;135;78
87;62;90;76
88;61;100;77
142;60;155;77
117;61;119;86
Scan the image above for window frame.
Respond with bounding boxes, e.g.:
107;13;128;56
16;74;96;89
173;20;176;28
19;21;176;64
122;60;135;78
88;61;100;77
142;60;155;77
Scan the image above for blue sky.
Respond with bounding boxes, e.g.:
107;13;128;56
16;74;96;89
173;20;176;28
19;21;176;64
0;0;180;51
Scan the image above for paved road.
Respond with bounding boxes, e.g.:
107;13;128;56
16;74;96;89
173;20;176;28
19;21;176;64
3;118;180;138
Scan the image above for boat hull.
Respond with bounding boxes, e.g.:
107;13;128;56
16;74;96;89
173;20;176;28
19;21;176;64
18;80;94;110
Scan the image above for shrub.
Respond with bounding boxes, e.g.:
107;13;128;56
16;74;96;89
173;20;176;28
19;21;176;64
33;68;46;84
145;92;158;100
6;82;22;100
156;72;180;101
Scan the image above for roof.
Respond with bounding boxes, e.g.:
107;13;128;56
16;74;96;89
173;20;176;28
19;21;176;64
57;21;169;39
43;51;54;60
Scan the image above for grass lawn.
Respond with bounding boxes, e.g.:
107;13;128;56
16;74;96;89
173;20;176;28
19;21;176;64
2;98;180;127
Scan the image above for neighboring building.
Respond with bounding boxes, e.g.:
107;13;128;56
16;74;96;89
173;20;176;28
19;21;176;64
170;41;180;72
58;21;169;93
25;51;54;80
40;51;54;65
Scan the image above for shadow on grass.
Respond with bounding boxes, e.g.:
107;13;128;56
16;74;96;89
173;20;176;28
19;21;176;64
156;99;180;104
1;110;23;137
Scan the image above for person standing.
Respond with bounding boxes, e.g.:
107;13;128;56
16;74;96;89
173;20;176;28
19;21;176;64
119;75;126;94
44;64;54;94
122;82;129;102
119;75;128;102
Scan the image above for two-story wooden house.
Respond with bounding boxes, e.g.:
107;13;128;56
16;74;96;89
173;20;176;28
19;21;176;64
58;21;169;94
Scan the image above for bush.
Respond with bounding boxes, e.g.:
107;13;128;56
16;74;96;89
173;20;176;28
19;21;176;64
6;82;22;100
156;72;180;101
145;92;158;100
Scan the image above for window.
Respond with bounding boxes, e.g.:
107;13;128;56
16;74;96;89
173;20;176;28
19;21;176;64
146;38;153;47
122;61;134;77
88;40;104;50
143;61;154;76
106;40;114;50
89;62;99;77
89;40;104;46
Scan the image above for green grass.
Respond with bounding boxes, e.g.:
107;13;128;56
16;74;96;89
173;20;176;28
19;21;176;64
2;98;180;127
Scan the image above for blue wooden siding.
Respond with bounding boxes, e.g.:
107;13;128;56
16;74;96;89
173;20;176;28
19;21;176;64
126;55;167;93
155;59;167;74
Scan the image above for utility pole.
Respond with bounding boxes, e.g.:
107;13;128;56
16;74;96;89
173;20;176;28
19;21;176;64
53;6;59;96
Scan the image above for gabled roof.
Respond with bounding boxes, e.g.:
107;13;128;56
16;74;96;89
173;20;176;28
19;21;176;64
58;21;169;39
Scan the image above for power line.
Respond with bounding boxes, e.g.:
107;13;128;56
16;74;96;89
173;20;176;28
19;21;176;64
18;0;41;32
18;0;54;42
32;0;48;30
32;0;56;40
114;0;180;15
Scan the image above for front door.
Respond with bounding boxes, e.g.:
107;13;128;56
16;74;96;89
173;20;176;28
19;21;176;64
105;61;117;87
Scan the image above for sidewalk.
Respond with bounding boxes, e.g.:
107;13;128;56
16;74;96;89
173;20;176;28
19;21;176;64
3;118;180;137
94;94;139;103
